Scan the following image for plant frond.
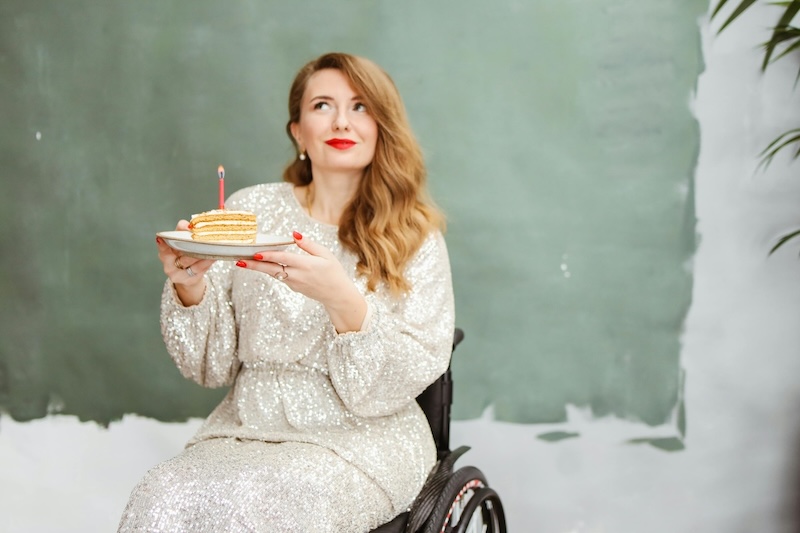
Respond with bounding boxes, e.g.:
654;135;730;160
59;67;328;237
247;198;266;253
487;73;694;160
758;130;800;169
716;0;759;32
763;26;800;68
762;25;800;49
771;30;800;63
711;0;731;18
765;3;800;64
767;25;800;42
761;128;800;152
769;228;800;255
774;2;800;30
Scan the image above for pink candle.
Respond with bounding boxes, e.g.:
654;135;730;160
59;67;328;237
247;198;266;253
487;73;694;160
218;165;225;209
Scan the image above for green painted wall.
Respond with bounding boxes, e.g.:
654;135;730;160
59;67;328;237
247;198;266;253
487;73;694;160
0;0;704;430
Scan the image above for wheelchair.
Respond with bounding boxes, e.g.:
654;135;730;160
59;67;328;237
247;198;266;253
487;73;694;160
371;328;508;533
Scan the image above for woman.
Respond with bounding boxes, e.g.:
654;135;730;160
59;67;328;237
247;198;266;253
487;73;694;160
119;52;455;532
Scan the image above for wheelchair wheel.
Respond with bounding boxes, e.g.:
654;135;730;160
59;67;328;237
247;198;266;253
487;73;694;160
423;466;507;533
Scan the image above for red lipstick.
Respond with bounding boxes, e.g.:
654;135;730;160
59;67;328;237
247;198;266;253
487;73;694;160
325;138;356;150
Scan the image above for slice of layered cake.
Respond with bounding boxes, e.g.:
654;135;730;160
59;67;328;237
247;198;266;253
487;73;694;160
188;209;258;243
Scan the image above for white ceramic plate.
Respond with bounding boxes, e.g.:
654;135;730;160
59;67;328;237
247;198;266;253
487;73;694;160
157;230;294;260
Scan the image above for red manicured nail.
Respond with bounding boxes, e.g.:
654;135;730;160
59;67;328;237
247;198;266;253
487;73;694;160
236;260;246;268
253;253;263;261
293;231;303;241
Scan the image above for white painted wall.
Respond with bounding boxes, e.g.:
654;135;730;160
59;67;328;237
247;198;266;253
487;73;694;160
3;4;800;532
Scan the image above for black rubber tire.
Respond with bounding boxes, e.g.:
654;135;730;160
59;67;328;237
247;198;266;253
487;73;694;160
450;487;507;533
422;466;488;533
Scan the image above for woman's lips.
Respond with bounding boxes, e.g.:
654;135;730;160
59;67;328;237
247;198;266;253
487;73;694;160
325;139;356;150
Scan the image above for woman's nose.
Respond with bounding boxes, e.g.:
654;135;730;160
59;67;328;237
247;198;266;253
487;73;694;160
332;111;350;131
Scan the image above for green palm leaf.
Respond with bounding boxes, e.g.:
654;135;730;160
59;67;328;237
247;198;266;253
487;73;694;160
771;30;800;62
758;128;800;169
714;1;800;68
711;0;731;18
713;0;760;32
769;228;800;254
760;24;800;78
764;3;800;66
713;1;800;256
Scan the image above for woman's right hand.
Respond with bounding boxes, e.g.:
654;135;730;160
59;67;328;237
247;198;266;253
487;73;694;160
156;220;215;306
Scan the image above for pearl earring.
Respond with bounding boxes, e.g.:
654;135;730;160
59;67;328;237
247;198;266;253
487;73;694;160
299;152;306;161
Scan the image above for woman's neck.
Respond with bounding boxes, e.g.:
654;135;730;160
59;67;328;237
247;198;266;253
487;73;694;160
304;171;361;226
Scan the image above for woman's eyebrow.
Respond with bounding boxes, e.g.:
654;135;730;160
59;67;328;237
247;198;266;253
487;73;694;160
309;95;363;102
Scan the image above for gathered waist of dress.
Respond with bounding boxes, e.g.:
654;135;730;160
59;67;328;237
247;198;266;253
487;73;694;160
240;359;329;375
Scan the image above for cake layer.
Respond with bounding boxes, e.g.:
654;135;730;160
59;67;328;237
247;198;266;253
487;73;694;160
189;209;258;243
190;233;256;242
190;210;255;222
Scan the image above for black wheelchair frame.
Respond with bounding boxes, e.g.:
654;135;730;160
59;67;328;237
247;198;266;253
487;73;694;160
371;328;508;533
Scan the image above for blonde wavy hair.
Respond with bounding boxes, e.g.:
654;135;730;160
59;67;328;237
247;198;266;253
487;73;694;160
283;52;444;295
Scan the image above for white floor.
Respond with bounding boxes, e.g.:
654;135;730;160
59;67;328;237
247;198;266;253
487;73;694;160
0;409;687;533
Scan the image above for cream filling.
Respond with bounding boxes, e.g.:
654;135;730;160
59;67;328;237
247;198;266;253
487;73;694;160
191;229;256;235
191;220;256;229
191;209;254;217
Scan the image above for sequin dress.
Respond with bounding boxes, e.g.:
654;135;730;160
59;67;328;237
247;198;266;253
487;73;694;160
118;182;455;533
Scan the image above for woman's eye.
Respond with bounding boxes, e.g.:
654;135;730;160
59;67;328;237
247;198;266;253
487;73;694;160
353;102;367;112
313;101;331;110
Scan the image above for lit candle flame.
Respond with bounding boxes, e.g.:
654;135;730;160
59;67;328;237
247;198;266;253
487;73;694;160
218;165;225;180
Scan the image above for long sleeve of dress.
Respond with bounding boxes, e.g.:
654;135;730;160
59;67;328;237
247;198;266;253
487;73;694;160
160;261;240;388
328;231;455;418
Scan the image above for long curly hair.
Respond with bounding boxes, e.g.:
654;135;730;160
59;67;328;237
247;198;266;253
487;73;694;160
283;52;444;295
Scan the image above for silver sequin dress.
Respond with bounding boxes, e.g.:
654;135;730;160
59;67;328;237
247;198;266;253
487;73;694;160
119;182;455;533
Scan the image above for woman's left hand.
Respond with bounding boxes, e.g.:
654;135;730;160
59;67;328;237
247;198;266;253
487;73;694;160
238;231;367;333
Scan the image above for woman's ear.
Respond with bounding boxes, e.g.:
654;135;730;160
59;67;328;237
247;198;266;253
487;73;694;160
289;122;301;147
